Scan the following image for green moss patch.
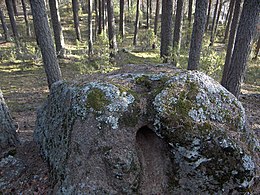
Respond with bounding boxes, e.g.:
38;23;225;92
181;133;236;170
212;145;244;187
86;89;111;111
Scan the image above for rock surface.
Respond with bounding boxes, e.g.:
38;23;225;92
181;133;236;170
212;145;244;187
0;89;19;152
35;64;259;194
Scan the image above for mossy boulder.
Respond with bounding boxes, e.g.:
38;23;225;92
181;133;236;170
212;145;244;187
34;64;259;194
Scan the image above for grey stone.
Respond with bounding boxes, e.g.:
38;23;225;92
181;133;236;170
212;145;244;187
35;64;259;194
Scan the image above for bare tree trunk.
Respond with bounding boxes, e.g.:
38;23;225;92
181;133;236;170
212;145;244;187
30;0;62;89
221;0;259;97
160;0;173;61
209;0;218;45
221;0;242;88
223;0;235;43
133;0;140;46
0;8;9;41
94;0;98;40
102;0;107;32
72;0;81;41
12;0;18;16
49;0;65;57
21;0;31;37
107;0;117;55
173;0;184;66
205;0;211;32
187;0;208;70
253;37;260;60
5;0;19;48
119;0;125;39
146;0;149;28
188;0;193;27
213;0;223;37
98;0;102;34
0;90;19;152
154;0;160;36
88;0;93;55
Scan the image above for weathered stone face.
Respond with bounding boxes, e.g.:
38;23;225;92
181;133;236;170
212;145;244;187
34;65;259;194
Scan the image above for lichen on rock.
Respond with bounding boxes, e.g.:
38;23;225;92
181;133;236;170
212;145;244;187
34;64;259;194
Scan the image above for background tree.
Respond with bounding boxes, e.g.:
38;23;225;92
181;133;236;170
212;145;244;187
253;37;260;60
72;0;81;41
119;0;124;39
49;0;65;57
205;0;212;32
221;0;259;97
88;0;93;55
5;0;19;47
209;0;218;45
154;0;160;36
0;7;9;41
30;0;62;89
160;0;173;61
221;0;242;87
187;0;208;70
21;0;31;37
223;0;235;43
107;0;117;54
133;0;140;46
0;90;19;152
12;0;18;16
188;0;193;27
173;0;184;66
98;0;102;34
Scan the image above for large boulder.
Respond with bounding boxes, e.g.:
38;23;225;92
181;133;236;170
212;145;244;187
0;89;19;153
35;64;259;194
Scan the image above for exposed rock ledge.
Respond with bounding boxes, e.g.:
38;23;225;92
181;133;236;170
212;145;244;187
34;64;259;194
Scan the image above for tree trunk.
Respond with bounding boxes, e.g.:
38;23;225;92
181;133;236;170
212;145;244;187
154;0;160;36
94;0;98;40
253;36;260;60
221;0;242;88
0;7;9;41
30;0;62;89
222;0;235;43
213;0;223;38
173;0;184;65
119;0;125;39
205;0;211;32
0;90;19;152
88;0;93;55
72;0;81;41
221;0;259;97
49;0;65;57
133;0;140;46
21;0;31;37
209;0;219;45
107;0;117;54
12;0;18;16
5;0;19;46
160;0;173;61
146;0;149;28
188;0;193;27
98;0;102;34
187;0;208;70
102;0;107;32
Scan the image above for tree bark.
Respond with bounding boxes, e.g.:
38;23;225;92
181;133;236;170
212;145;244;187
223;0;235;43
209;0;219;45
133;0;140;46
253;36;260;60
12;0;18;16
221;0;259;97
0;90;19;152
205;0;211;32
154;0;160;36
173;0;184;65
49;0;65;56
0;7;9;41
213;0;223;37
107;0;117;54
98;0;102;34
188;0;193;27
160;0;173;61
94;0;98;40
21;0;31;37
187;0;208;70
119;0;125;39
146;0;150;28
102;0;107;32
221;0;242;88
88;0;93;55
5;0;19;44
30;0;62;89
72;0;81;41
